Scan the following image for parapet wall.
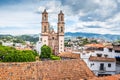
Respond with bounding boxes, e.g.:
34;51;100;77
0;59;94;80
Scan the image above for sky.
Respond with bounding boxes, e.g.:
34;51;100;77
0;0;120;35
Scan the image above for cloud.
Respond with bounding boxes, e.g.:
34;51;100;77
0;0;120;35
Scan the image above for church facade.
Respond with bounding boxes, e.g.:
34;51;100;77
41;9;65;55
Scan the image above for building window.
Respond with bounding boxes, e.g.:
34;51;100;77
109;48;112;52
83;53;85;55
108;63;111;67
61;47;62;49
44;15;46;20
52;37;54;40
97;54;102;57
61;27;63;32
90;63;94;67
44;26;46;32
44;40;46;42
61;16;63;21
61;44;62;46
100;63;104;70
61;40;62;42
104;54;108;58
115;50;120;53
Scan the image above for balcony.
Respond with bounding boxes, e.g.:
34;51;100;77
99;67;106;73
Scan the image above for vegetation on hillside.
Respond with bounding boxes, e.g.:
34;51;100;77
16;35;39;43
0;34;39;44
65;37;98;47
115;39;120;43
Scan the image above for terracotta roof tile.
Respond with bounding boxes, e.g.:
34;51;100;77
105;45;113;48
0;59;95;80
85;43;104;48
89;56;116;62
113;47;120;51
89;74;120;80
58;52;80;59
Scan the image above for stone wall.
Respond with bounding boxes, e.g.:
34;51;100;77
0;59;94;80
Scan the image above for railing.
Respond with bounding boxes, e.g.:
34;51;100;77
99;67;106;72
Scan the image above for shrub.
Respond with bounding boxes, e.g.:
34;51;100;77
50;55;61;60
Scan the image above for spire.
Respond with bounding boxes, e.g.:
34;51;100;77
42;9;48;14
44;9;46;12
60;10;62;14
59;10;64;15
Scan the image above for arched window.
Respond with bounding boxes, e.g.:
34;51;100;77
44;15;46;20
52;37;54;40
61;16;63;21
44;26;46;32
61;27;63;32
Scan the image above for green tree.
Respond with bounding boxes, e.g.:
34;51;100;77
0;42;2;45
3;50;36;62
40;45;61;60
82;38;89;45
77;37;82;39
90;40;98;43
40;45;52;58
0;45;37;62
50;55;61;60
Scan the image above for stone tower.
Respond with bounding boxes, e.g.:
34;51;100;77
41;9;65;55
41;9;49;46
58;10;65;53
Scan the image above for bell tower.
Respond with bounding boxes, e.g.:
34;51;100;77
58;10;64;35
41;9;49;45
58;10;65;53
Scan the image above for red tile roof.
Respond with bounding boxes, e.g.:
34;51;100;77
0;59;95;80
58;52;80;59
89;56;116;62
85;43;104;48
89;74;120;80
113;47;120;51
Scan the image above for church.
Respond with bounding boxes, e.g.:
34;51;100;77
41;9;65;55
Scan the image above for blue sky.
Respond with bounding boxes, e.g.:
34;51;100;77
0;0;120;35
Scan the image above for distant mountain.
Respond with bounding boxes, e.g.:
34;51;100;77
0;34;39;43
65;32;120;41
0;32;120;42
16;35;39;43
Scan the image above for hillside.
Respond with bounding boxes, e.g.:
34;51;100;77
65;32;120;41
0;34;39;43
0;32;120;42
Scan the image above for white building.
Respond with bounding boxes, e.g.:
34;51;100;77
35;34;42;55
88;56;116;76
78;43;120;76
2;41;13;46
35;41;42;55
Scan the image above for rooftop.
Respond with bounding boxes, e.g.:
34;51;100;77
113;47;120;51
89;56;116;62
85;43;104;48
0;59;95;80
89;74;120;80
58;52;80;59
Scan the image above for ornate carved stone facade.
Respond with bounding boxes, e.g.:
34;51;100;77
41;9;65;55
